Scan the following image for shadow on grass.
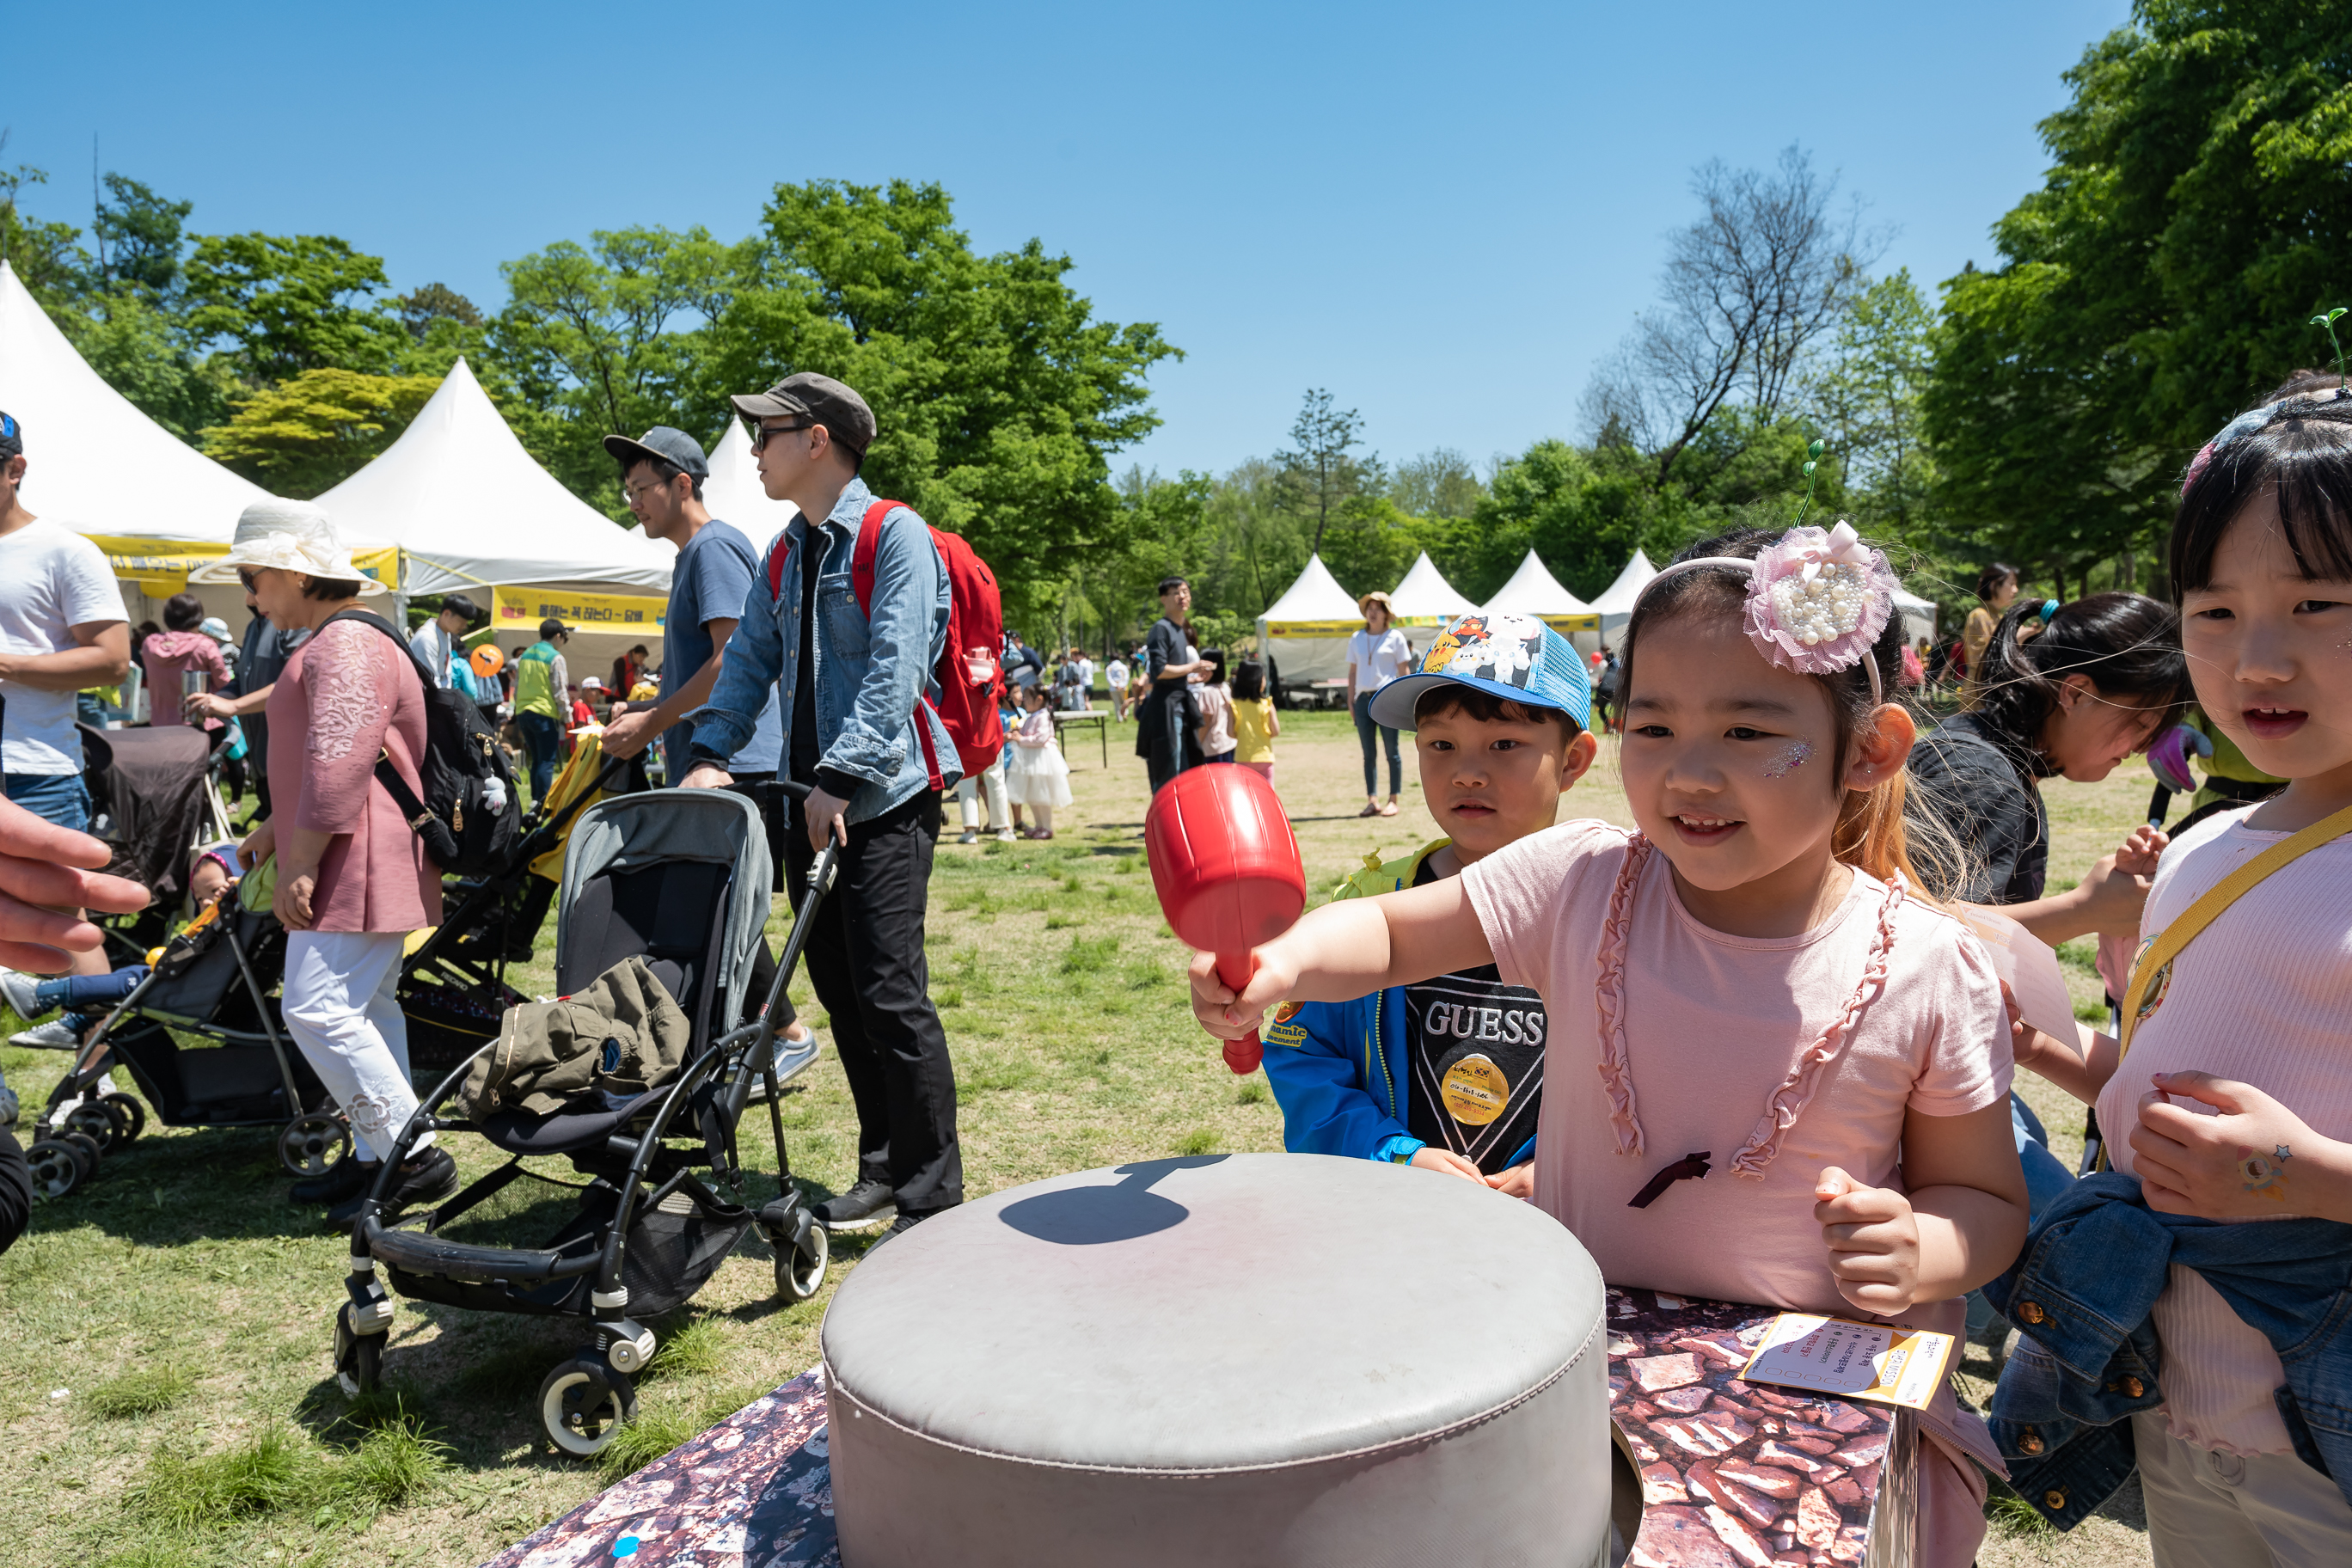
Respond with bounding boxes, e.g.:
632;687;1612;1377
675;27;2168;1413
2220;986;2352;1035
23;1122;350;1246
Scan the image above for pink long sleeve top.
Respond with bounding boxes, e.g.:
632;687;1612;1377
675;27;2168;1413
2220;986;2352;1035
266;616;441;934
141;630;230;729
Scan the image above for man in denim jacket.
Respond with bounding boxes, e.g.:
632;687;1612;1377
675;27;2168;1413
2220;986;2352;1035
683;373;964;1240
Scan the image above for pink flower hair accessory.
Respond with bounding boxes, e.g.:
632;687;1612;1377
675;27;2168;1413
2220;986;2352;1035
1743;521;1899;679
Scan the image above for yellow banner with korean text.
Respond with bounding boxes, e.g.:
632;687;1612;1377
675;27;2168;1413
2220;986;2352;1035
85;536;399;593
491;585;667;639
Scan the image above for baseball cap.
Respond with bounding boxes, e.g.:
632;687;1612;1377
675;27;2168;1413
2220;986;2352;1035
603;426;709;480
730;372;877;459
0;410;21;459
579;676;606;691
540;617;572;640
1369;612;1591;732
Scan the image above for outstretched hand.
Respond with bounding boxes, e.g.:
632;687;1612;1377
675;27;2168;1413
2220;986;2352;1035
0;795;150;971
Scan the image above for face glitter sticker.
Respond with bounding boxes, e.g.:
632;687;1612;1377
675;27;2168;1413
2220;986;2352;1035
1761;742;1814;779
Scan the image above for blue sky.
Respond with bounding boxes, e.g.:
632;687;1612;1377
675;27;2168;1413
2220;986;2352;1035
9;0;2130;479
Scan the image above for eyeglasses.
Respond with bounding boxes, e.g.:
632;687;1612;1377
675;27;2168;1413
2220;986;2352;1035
238;570;260;591
621;477;676;505
748;420;813;454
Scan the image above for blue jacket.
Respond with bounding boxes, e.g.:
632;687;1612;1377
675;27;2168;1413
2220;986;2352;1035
1261;842;1534;1170
1984;1171;2352;1528
689;476;961;823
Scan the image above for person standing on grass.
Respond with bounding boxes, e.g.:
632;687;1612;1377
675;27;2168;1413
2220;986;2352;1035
511;618;572;802
1959;560;2019;707
0;409;132;1000
1347;591;1411;817
1136;577;1204;792
595;427;783;797
1230;658;1279;784
189;575;295;818
141;591;230;732
683;372;963;1246
1192;649;1237;764
1004;683;1071;839
194;500;456;1224
1105;649;1130;722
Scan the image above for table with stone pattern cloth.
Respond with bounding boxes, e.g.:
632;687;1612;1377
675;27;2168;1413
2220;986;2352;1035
1608;1286;1917;1568
481;1369;838;1568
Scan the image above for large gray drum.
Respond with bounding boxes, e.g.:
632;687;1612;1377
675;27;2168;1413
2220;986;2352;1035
822;1152;1611;1566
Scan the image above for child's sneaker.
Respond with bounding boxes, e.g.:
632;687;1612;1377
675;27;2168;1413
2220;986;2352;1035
0;967;41;1020
10;1018;82;1050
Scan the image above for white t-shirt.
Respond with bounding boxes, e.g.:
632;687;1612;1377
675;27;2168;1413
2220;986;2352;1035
1348;627;1412;694
0;520;128;774
1106;658;1130;689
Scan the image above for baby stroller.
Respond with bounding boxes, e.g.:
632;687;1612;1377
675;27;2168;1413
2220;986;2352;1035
78;720;238;959
332;786;831;1457
25;881;341;1197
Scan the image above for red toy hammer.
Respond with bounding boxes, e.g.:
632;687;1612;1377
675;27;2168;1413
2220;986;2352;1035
1145;766;1307;1074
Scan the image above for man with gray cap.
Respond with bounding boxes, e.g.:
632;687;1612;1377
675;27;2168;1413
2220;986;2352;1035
595;426;781;787
681;373;964;1242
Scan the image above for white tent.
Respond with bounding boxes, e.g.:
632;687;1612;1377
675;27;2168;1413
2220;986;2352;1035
1256;554;1363;698
1893;585;1939;652
315;358;671;657
1587;548;1659;648
1483;550;1598;629
1385;551;1479;654
701;419;799;554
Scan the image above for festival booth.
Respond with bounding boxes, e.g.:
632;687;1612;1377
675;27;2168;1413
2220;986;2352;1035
1383;550;1480;657
0;260;398;719
1588;548;1659;649
1483;548;1601;653
313;358;672;671
1254;554;1362;706
1893;585;1939;652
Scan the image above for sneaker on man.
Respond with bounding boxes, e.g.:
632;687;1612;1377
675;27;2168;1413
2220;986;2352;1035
868;1209;939;1249
325;1147;458;1228
812;1177;896;1232
10;1019;81;1050
958;829;978;845
993;828;1017;842
0;966;41;1021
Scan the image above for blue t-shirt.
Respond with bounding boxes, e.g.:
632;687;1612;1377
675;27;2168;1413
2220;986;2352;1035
665;518;782;777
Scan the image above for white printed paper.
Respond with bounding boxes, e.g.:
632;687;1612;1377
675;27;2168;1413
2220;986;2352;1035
1740;1313;1954;1411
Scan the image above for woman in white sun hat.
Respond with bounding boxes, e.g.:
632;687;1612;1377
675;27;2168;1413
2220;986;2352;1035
193;499;456;1223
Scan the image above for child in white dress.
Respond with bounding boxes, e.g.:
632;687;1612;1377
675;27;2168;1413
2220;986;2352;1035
1005;684;1073;840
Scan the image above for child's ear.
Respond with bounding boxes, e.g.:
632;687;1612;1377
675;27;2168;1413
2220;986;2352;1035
1559;729;1599;793
1844;704;1917;792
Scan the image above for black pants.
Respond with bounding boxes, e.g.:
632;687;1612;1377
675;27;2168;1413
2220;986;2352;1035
1141;691;1200;794
784;788;962;1214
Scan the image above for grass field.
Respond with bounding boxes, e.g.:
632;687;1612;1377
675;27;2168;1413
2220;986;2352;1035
0;708;2158;1565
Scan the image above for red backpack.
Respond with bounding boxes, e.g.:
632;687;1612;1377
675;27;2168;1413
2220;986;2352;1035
767;499;1006;786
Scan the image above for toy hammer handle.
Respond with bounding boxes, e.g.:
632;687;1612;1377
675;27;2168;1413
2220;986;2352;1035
1216;951;1262;1075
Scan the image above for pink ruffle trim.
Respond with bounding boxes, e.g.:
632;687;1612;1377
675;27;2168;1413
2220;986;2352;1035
1591;833;1653;1156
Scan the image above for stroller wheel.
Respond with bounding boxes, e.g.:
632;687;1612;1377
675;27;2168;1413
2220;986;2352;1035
60;1099;125;1153
58;1131;102;1181
101;1093;145;1146
775;1221;829;1302
539;1356;638;1459
25;1139;84;1198
279;1113;352;1178
333;1302;383;1398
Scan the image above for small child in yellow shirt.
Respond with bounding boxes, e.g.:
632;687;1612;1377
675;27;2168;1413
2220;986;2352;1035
1230;659;1281;784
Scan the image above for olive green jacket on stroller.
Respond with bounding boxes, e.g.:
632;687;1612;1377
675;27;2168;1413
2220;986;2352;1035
461;956;692;1119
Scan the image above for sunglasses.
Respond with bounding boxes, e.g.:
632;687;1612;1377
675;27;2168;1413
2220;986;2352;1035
748;420;813;454
238;569;260;591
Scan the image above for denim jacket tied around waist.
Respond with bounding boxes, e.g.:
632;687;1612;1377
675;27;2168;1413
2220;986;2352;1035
1983;1171;2352;1529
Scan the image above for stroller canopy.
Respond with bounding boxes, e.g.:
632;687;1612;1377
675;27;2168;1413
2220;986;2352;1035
557;790;771;1033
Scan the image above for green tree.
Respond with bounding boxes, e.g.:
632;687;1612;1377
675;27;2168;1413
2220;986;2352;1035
1389;447;1486;519
0;159;92;309
183;233;403;384
73;290;235;441
1316;495;1424;602
1923;0;2352;590
1272;389;1381;554
201;369;444;497
93;175;192;297
698;179;1180;606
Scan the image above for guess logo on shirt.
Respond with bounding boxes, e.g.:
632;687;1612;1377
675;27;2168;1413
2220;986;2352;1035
1405;968;1547;1174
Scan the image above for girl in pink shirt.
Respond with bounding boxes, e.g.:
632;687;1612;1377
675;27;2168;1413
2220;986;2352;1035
2012;394;2352;1561
1194;522;2027;1567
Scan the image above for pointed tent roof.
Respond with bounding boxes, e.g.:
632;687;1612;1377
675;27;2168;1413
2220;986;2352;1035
1386;551;1479;622
1482;549;1589;617
702;418;800;552
0;259;271;542
315;358;671;596
1259;554;1363;630
1587;548;1658;616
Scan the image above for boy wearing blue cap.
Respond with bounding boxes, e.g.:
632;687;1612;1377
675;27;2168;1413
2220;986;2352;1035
1263;614;1596;1197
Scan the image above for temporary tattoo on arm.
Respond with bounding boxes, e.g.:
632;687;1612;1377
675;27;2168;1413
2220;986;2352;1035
1762;742;1814;780
2239;1143;2292;1203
